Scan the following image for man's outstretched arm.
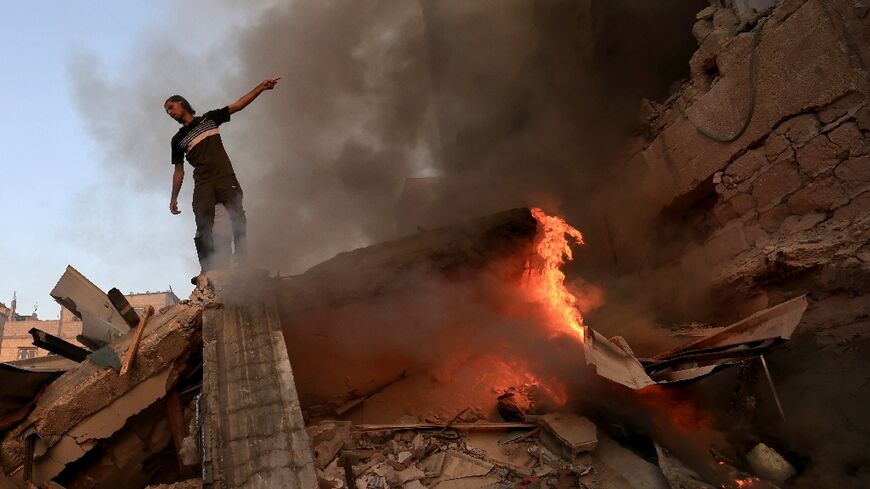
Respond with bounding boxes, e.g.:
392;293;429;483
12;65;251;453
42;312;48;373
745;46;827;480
170;164;184;214
228;76;282;114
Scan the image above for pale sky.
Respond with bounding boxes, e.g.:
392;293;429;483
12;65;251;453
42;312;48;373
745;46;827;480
0;2;272;317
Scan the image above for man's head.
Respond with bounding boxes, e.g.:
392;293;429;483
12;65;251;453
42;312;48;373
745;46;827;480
164;95;195;123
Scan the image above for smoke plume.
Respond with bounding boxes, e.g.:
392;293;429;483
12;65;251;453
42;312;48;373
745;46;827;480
70;0;703;276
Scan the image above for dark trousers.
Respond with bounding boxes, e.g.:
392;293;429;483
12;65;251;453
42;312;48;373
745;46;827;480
192;176;247;272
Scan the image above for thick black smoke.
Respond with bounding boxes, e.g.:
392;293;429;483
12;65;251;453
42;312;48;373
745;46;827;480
70;0;702;275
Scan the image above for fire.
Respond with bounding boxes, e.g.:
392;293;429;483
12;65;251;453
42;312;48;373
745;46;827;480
636;385;715;433
726;477;761;488
527;208;587;343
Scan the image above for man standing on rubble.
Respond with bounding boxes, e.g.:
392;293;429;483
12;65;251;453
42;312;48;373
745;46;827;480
165;77;281;282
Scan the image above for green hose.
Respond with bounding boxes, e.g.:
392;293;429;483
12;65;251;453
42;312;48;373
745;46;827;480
682;17;767;143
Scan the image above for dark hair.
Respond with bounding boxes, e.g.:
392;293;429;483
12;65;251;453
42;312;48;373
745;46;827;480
165;95;196;116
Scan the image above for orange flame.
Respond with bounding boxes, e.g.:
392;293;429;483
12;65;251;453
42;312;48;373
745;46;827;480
527;208;587;343
729;477;761;488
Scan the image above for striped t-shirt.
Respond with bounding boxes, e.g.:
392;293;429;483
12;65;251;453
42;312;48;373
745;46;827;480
171;107;235;184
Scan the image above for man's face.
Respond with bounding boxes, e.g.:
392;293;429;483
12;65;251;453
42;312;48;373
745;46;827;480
164;100;186;122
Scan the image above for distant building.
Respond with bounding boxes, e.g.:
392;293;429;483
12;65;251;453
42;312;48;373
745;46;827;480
0;290;179;362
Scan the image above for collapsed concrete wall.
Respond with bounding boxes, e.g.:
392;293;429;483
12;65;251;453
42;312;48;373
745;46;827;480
589;1;870;485
602;0;869;302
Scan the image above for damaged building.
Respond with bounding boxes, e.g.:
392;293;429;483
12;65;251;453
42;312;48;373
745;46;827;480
1;0;868;488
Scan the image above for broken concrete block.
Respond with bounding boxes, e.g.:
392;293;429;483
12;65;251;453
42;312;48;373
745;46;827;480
396;451;412;464
307;420;352;469
403;480;425;489
696;5;717;21
655;443;716;489
396;465;424;483
593;434;669;489
145;480;203;489
50;266;131;347
746;443;796;482
537;413;597;461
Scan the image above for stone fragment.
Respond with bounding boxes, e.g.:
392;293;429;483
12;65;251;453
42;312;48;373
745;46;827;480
397;465;424;484
593;435;669;489
307;421;352;469
746;443;796;483
796;134;849;177
696;5;717;21
787;177;848;214
752;161;802;210
727;149;766;182
655;444;716;489
404;481;425;489
712;8;740;35
835;155;870;197
827;121;868;157
537;413;597;461
692;19;714;43
397;451;412;464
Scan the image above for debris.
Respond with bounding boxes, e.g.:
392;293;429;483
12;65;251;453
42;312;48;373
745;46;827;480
0;358;71;429
643;296;808;384
120;305;155;376
745;443;795;483
396;465;424;483
498;427;540;445
583;328;656;389
307;420;352;469
49;265;130;346
537;413;597;462
353;422;536;432
27;329;89;363
592;434;669;489
0;296;202;487
654;443;716;489
107;287;141;328
759;355;787;424
497;388;530;422
86;345;122;371
397;451;413;464
199;276;316;489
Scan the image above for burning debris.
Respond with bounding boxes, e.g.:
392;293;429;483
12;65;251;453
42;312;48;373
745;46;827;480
0;206;812;488
3;1;867;486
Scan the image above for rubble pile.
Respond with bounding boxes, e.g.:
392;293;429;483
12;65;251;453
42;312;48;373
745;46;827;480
305;412;796;489
0;208;812;488
1;2;867;487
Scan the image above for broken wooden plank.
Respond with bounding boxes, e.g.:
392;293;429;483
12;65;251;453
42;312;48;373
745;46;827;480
166;390;190;475
201;296;316;488
107;287;141;328
28;328;90;362
352;422;537;432
120;305;154;376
